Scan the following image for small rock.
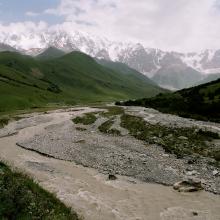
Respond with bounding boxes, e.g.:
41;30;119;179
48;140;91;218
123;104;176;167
187;158;196;164
178;136;188;140
74;139;85;143
192;211;198;216
186;170;198;176
167;134;173;139
200;179;206;184
213;170;219;176
108;174;117;180
186;166;193;171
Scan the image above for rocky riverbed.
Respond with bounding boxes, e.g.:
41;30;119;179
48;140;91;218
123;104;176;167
16;106;220;194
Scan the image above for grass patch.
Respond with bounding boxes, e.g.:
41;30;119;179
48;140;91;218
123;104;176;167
75;127;87;131
208;160;220;168
100;106;124;118
213;150;220;161
0;162;79;220
72;113;97;125
12;116;26;121
0;118;9;128
197;129;219;139
121;114;219;160
98;119;121;135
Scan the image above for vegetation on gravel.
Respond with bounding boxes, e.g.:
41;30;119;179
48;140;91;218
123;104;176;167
120;114;220;160
75;127;87;131
0;118;9;128
98;119;121;135
100;106;124;117
72;112;97;125
0;162;79;220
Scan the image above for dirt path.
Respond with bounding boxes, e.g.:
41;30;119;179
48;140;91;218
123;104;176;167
0;108;220;220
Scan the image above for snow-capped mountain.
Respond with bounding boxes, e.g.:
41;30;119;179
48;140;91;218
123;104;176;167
0;30;220;90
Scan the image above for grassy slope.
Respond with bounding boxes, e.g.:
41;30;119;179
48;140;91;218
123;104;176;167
0;162;79;220
119;78;220;122
0;51;165;113
36;47;66;60
97;59;157;86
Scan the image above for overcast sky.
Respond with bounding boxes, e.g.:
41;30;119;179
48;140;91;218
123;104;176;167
0;0;220;52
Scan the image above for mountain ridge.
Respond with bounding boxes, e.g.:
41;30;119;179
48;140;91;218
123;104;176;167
1;30;220;75
1;30;220;90
36;47;66;60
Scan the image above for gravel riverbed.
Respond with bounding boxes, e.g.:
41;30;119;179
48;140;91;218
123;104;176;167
17;107;220;194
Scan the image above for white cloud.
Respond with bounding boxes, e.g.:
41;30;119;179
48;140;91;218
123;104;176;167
42;0;220;51
0;21;48;49
26;11;40;17
1;0;220;52
0;21;47;34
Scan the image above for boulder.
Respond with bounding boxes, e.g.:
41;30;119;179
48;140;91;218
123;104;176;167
185;170;198;176
173;178;203;192
108;174;117;180
213;170;219;176
166;134;173;139
178;136;188;140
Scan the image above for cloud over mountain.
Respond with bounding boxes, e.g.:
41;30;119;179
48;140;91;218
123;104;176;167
0;0;220;51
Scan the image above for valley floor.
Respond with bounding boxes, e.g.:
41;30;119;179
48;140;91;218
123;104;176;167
0;106;220;220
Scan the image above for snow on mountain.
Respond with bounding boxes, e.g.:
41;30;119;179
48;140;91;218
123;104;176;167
0;29;220;90
179;50;220;74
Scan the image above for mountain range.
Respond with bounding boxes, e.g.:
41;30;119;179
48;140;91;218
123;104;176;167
0;30;220;90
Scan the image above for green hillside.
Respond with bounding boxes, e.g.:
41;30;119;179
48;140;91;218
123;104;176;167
119;78;220;122
0;51;165;112
36;47;66;60
97;59;157;85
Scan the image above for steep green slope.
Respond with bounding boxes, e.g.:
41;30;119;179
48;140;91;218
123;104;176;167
119;78;220;122
40;52;165;101
0;52;63;112
36;47;66;60
0;51;165;112
97;59;157;85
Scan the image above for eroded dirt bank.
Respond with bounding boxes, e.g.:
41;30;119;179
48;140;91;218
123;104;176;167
0;107;220;220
